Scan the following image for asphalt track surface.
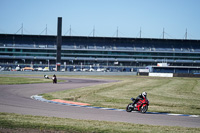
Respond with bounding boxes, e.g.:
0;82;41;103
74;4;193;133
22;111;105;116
0;77;200;128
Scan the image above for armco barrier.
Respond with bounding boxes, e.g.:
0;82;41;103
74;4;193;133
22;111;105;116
0;71;137;76
138;72;149;76
149;73;173;77
173;73;200;77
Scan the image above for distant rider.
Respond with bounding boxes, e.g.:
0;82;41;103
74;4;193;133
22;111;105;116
52;74;57;84
132;92;147;106
44;75;49;79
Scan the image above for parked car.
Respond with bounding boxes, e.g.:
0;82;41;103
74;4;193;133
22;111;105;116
61;68;65;72
37;67;43;71
43;67;49;71
89;68;95;72
82;68;89;71
22;67;34;71
97;68;106;72
15;66;21;71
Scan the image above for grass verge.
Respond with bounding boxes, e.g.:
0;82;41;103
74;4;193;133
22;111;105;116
41;75;200;115
0;75;200;132
0;76;64;85
0;112;199;133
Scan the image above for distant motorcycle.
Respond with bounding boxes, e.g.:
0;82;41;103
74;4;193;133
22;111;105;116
44;75;49;79
126;97;149;113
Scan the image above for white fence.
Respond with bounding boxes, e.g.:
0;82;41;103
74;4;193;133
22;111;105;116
149;73;173;77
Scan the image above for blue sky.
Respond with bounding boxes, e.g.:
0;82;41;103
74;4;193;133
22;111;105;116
0;0;200;39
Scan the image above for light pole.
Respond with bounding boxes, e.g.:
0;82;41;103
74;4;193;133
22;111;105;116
48;60;49;68
22;59;25;65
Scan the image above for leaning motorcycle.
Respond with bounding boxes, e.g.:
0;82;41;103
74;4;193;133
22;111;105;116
126;97;149;113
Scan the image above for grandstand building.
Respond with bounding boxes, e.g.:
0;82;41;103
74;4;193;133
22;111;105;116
0;34;200;71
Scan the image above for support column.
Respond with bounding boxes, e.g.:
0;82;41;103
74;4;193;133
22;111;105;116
56;17;62;71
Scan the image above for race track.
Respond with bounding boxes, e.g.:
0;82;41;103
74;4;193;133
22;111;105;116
0;77;199;128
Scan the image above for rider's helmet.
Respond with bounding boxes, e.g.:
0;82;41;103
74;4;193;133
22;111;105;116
142;92;147;98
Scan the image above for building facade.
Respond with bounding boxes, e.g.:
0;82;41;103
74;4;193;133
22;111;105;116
0;34;200;71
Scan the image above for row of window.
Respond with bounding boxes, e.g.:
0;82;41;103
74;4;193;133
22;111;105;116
1;48;200;57
0;53;199;61
1;47;200;65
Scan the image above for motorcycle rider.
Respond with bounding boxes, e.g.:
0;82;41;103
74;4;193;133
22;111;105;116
132;92;147;107
44;75;49;79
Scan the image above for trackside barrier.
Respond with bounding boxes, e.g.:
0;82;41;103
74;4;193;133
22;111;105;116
149;73;173;77
173;73;200;77
0;71;137;76
137;72;149;76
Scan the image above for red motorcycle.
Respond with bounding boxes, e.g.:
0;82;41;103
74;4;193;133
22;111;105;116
126;97;149;113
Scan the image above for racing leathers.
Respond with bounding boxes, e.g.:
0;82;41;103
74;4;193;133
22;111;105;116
132;94;145;107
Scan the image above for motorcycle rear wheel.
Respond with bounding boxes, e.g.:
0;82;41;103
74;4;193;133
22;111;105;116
140;105;148;113
126;103;133;112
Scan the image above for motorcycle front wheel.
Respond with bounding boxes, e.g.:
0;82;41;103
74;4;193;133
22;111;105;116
140;105;148;113
126;103;133;112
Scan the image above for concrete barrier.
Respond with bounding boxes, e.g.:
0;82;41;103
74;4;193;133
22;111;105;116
0;71;137;76
149;73;173;77
173;73;200;78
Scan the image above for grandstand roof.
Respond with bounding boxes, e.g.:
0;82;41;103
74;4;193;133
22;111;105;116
0;34;200;49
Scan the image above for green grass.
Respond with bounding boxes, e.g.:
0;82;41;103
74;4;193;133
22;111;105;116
1;75;199;115
42;75;200;115
0;112;199;133
0;76;64;85
0;75;200;132
0;76;51;84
